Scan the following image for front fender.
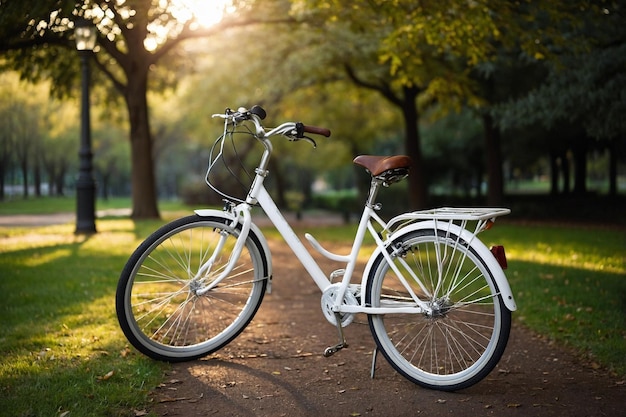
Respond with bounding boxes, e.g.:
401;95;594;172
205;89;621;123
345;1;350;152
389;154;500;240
194;209;273;293
362;220;516;311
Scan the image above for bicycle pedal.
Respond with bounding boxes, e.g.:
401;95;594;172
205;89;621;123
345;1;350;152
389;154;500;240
323;342;347;357
323;347;336;357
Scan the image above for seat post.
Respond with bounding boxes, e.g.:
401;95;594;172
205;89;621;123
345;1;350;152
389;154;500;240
365;178;383;209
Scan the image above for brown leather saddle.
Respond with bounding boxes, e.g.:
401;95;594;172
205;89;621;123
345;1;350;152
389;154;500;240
353;155;411;185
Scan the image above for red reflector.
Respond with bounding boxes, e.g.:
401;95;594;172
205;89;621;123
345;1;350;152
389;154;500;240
490;245;508;269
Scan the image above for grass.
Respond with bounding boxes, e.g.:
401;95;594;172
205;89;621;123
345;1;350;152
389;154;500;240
0;200;624;416
0;219;169;417
483;222;626;375
0;196;189;215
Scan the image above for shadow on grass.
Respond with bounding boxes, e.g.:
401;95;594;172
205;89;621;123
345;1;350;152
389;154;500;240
0;225;167;416
0;338;164;417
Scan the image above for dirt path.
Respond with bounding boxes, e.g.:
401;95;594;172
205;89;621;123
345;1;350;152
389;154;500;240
146;237;625;417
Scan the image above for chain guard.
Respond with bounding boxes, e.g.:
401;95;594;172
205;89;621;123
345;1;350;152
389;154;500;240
321;283;358;327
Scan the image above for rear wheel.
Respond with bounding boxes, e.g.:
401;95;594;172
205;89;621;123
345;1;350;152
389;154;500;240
366;228;511;391
116;215;268;361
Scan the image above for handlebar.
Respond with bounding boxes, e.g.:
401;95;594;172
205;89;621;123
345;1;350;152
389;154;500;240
212;105;331;142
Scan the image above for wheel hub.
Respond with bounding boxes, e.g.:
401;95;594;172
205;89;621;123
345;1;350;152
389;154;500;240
189;279;202;295
427;296;452;318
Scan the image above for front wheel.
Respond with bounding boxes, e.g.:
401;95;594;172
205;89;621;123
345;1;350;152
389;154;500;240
366;229;511;391
115;215;269;362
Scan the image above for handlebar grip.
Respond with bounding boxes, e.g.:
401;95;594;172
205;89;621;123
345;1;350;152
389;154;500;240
302;124;331;137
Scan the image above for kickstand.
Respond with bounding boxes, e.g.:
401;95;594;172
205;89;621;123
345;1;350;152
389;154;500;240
370;347;378;379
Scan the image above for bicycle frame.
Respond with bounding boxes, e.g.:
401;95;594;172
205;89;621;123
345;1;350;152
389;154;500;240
116;106;517;388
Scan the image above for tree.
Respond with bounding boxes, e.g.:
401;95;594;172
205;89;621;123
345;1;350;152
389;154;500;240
496;2;626;197
0;0;283;218
0;73;44;198
293;0;609;207
41;100;79;197
421;108;485;198
92;123;130;200
164;18;402;209
0;74;19;200
292;0;491;208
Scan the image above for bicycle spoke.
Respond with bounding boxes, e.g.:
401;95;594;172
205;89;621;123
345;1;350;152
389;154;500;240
367;228;511;390
116;216;267;361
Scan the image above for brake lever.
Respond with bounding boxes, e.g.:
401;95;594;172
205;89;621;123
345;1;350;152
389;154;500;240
286;133;317;148
302;135;317;148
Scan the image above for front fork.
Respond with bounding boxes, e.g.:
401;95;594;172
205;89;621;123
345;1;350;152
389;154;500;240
194;203;253;296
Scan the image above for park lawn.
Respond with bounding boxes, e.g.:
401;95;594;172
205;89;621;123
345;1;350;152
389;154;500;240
482;222;625;376
0;212;624;416
0;196;189;215
0;219;168;417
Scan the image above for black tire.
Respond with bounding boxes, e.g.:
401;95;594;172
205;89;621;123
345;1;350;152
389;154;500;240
116;215;268;362
366;228;511;391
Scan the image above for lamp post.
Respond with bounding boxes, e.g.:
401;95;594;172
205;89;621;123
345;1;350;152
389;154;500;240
74;18;97;234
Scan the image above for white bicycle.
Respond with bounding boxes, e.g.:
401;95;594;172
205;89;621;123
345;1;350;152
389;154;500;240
116;105;517;391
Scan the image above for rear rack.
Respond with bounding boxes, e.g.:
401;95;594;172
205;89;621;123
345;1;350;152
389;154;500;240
385;207;511;236
400;207;510;220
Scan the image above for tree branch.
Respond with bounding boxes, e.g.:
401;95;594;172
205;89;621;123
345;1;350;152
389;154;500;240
92;53;126;95
0;32;69;53
153;16;298;62
344;63;403;106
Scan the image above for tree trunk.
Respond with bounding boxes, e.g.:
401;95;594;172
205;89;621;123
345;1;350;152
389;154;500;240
34;162;41;197
300;169;313;209
101;173;110;201
562;151;571;194
0;169;4;201
55;168;66;196
572;135;588;194
608;139;617;197
483;113;504;206
125;73;160;219
21;157;28;198
269;158;287;209
400;86;426;210
549;149;559;195
474;165;483;198
342;70;425;209
0;156;6;201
